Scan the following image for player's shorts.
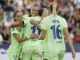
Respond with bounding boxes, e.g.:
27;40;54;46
8;50;22;60
48;50;65;60
21;40;42;60
42;50;49;59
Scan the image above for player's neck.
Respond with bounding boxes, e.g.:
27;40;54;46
52;10;57;16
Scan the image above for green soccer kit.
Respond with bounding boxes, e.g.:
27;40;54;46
40;15;68;60
8;27;24;60
8;15;29;60
21;16;42;60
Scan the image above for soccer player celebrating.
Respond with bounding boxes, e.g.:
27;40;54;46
30;8;49;60
21;5;48;60
8;10;37;60
30;2;75;60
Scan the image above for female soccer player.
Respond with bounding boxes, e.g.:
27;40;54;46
8;10;37;60
30;2;75;60
21;6;48;60
30;8;49;60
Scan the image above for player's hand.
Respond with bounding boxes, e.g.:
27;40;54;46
30;20;38;25
72;50;76;59
30;34;38;39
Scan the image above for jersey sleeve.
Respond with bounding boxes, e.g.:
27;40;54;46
11;28;19;35
40;18;47;30
61;18;68;29
23;15;29;25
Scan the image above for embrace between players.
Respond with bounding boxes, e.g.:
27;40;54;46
0;2;76;60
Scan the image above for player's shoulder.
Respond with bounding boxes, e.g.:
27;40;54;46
23;15;28;17
23;15;29;20
23;15;29;21
29;16;40;22
34;16;41;20
36;16;41;19
27;16;33;21
11;27;17;32
29;16;37;19
42;15;51;21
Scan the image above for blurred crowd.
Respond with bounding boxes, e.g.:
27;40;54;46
0;0;80;45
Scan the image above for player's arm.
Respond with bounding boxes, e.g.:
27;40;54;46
38;19;47;40
30;20;47;40
62;18;75;58
14;33;37;42
38;29;46;40
30;20;41;29
64;28;75;59
11;21;24;27
0;21;20;28
0;22;3;28
10;16;28;27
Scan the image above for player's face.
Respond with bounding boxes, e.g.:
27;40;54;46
15;12;23;21
31;6;39;16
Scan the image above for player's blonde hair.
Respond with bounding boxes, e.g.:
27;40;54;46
40;8;48;22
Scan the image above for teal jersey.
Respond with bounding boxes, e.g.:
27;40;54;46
40;15;68;52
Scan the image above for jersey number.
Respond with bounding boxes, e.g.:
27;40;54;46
31;26;41;35
51;25;62;39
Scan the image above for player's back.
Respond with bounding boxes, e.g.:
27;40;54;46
41;15;68;52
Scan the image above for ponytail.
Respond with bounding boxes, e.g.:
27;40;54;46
40;8;48;21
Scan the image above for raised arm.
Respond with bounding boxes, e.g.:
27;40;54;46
30;20;41;29
11;21;24;27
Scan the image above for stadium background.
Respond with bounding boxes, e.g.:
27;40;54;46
0;0;80;60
